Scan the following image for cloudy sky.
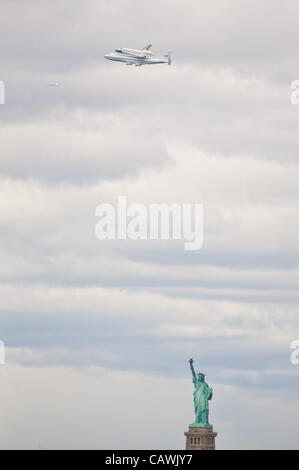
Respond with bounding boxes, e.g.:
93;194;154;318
0;0;299;449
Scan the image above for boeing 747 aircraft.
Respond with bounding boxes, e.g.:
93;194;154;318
104;44;171;66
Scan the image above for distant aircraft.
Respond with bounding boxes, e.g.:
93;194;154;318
104;44;171;66
48;82;61;86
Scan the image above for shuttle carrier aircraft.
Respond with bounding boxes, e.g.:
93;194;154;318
104;44;171;66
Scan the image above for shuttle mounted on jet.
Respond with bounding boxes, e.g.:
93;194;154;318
104;44;171;66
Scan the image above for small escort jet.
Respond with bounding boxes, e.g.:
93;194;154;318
104;44;171;66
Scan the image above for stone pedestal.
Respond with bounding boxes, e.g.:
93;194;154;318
184;426;217;450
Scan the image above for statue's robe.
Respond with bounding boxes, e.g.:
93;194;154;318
192;377;212;417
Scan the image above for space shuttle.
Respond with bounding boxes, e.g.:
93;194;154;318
115;44;154;59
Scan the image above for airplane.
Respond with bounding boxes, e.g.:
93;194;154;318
104;44;171;66
48;82;61;86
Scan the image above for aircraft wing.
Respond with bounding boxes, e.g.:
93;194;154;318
126;61;144;66
124;60;144;65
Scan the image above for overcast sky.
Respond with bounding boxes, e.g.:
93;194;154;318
0;0;299;449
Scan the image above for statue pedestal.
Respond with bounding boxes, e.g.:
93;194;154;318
184;426;217;450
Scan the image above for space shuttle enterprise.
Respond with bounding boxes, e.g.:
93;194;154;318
104;44;171;66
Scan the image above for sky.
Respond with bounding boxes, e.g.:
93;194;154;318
0;0;299;449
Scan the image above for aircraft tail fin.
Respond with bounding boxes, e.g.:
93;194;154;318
163;51;172;65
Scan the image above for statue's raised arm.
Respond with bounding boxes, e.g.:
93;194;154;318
189;356;196;379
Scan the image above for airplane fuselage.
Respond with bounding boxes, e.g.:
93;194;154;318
104;52;169;65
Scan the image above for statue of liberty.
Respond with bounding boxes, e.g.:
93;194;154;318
189;357;213;427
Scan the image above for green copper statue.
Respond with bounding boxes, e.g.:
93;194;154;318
189;357;213;428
